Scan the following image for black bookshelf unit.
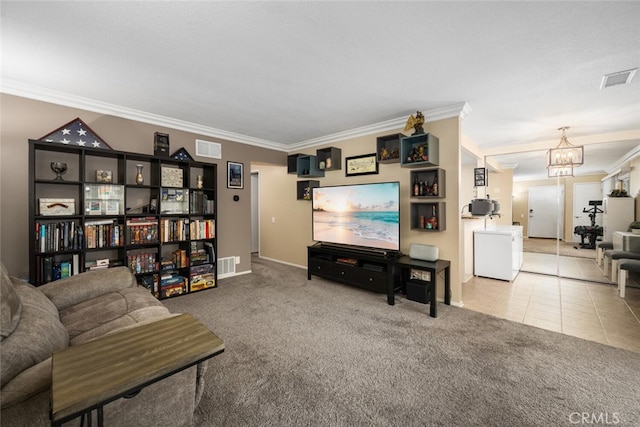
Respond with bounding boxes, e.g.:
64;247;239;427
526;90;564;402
28;140;217;300
307;243;398;304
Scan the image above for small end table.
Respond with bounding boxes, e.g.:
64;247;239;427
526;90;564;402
390;256;451;317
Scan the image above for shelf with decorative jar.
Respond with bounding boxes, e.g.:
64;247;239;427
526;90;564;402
410;202;446;231
409;168;445;199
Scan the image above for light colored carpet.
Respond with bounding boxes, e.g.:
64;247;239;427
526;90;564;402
163;256;640;427
523;237;596;259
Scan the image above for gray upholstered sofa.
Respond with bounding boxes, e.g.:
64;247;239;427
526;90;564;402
1;264;206;426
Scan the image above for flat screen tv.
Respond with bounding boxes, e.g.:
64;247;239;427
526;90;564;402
311;181;400;253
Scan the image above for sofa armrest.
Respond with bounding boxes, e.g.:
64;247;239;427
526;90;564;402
39;267;137;311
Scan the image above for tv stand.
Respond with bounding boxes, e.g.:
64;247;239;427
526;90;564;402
307;244;398;304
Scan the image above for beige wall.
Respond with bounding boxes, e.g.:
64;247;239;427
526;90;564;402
1;94;465;303
258;117;464;304
0;94;286;278
512;174;606;240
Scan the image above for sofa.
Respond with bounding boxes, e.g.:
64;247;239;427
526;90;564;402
1;264;207;426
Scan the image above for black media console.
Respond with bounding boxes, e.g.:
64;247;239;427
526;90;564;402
307;243;452;317
307;243;398;305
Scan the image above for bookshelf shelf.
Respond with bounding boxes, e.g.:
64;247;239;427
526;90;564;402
29;140;218;300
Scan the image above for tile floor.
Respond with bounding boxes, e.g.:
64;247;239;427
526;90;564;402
462;253;640;354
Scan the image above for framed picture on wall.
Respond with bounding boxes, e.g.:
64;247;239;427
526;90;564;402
474;167;487;187
227;161;244;189
345;153;378;177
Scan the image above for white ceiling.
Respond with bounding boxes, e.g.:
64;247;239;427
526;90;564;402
2;1;639;180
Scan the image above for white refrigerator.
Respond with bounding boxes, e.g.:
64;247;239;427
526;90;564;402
474;226;523;281
602;197;635;242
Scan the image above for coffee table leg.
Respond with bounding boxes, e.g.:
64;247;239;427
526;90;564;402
97;406;104;427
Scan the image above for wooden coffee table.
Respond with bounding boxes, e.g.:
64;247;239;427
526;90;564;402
51;313;224;426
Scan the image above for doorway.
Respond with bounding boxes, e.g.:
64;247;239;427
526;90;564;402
528;185;564;238
251;171;259;254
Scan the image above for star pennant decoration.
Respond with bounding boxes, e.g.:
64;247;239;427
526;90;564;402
171;147;194;162
39;118;112;150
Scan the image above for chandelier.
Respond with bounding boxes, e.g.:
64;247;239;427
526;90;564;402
547;126;583;171
547;165;574;178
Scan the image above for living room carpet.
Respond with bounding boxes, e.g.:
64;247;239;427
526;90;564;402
163;257;640;427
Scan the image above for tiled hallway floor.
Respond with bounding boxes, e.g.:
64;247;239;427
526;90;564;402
463;255;640;354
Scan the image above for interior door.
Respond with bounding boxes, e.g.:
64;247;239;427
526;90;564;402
572;182;603;242
250;171;259;253
528;185;564;238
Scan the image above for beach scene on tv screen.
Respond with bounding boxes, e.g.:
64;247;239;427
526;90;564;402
312;183;399;250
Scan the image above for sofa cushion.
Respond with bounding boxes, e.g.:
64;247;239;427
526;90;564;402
39;266;137;312
0;282;68;388
0;265;22;340
0;358;51;409
60;286;171;345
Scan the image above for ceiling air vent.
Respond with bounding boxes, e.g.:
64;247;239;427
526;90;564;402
600;68;637;89
195;139;222;159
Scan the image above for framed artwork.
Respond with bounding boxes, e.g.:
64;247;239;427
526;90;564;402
345;153;378;177
474;167;487;187
105;201;119;215
227;161;244;189
96;170;112;183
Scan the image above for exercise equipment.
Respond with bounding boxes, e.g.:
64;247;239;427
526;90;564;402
573;200;603;249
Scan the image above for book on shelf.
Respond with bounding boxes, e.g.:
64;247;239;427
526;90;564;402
171;249;188;268
39;255;80;285
161;283;185;298
126;217;159;245
84;218;123;249
36;221;83;253
126;252;157;274
160;273;185;287
160;218;190;242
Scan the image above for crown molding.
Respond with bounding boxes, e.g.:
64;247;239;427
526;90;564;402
290;102;472;151
0;79;290;151
1;79;471;154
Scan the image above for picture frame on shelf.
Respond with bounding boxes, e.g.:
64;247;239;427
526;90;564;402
161;166;184;188
87;201;102;215
148;197;158;214
345;153;378;177
96;170;113;183
105;201;119;215
227;161;244;189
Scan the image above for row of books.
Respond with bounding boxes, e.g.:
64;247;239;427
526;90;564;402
190;191;215;214
127;252;158;274
190;219;215;240
160;218;189;242
36;254;80;284
127;217;159;245
85;219;124;249
36;222;83;253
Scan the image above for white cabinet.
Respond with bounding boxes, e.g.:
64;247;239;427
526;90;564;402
603;197;635;242
474;226;523;281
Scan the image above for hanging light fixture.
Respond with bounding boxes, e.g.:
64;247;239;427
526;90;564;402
547;126;584;169
547;165;574;178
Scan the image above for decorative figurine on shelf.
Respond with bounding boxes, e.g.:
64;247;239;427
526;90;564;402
50;162;68;181
380;147;390;161
404;111;425;135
